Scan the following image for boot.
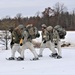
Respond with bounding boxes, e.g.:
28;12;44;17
56;55;62;59
7;57;15;60
49;53;58;57
32;58;39;60
17;57;24;61
38;55;43;57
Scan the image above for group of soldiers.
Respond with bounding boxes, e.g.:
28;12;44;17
7;23;63;61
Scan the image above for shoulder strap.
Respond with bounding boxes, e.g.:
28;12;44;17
47;30;53;42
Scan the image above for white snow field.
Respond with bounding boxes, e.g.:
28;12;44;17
0;31;75;75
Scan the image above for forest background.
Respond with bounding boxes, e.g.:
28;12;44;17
0;2;75;31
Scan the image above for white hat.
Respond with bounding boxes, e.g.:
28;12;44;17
26;24;33;28
41;24;46;28
18;24;24;29
54;25;60;29
47;26;53;31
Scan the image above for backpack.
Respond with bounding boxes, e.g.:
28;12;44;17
54;25;66;39
26;24;40;39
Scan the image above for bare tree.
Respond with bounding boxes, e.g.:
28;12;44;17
42;7;54;25
53;2;67;25
16;13;23;24
53;2;67;14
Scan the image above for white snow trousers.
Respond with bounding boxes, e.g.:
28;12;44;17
11;43;22;58
39;41;57;56
54;40;62;56
20;41;38;58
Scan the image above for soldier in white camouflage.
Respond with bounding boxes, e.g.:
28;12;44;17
53;25;62;58
17;24;40;60
7;24;25;60
38;24;58;58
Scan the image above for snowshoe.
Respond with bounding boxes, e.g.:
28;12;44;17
38;55;43;57
30;58;39;61
6;57;15;60
49;53;58;58
16;57;24;61
56;55;62;59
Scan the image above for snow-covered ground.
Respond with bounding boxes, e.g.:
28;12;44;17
0;31;75;75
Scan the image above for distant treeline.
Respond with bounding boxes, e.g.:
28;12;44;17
0;2;75;31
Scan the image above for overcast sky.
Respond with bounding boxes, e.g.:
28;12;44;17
0;0;75;19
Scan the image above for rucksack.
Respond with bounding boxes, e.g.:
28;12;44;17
26;24;40;39
54;25;66;39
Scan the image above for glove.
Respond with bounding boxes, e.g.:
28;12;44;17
10;41;14;48
28;35;31;39
10;41;14;45
36;33;40;37
55;43;57;45
43;40;46;43
20;43;23;46
19;39;23;46
60;35;65;39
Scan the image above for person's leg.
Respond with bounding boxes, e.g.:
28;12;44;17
38;42;46;57
8;43;20;60
49;41;58;57
28;42;39;60
17;44;27;60
17;46;22;55
57;41;62;58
